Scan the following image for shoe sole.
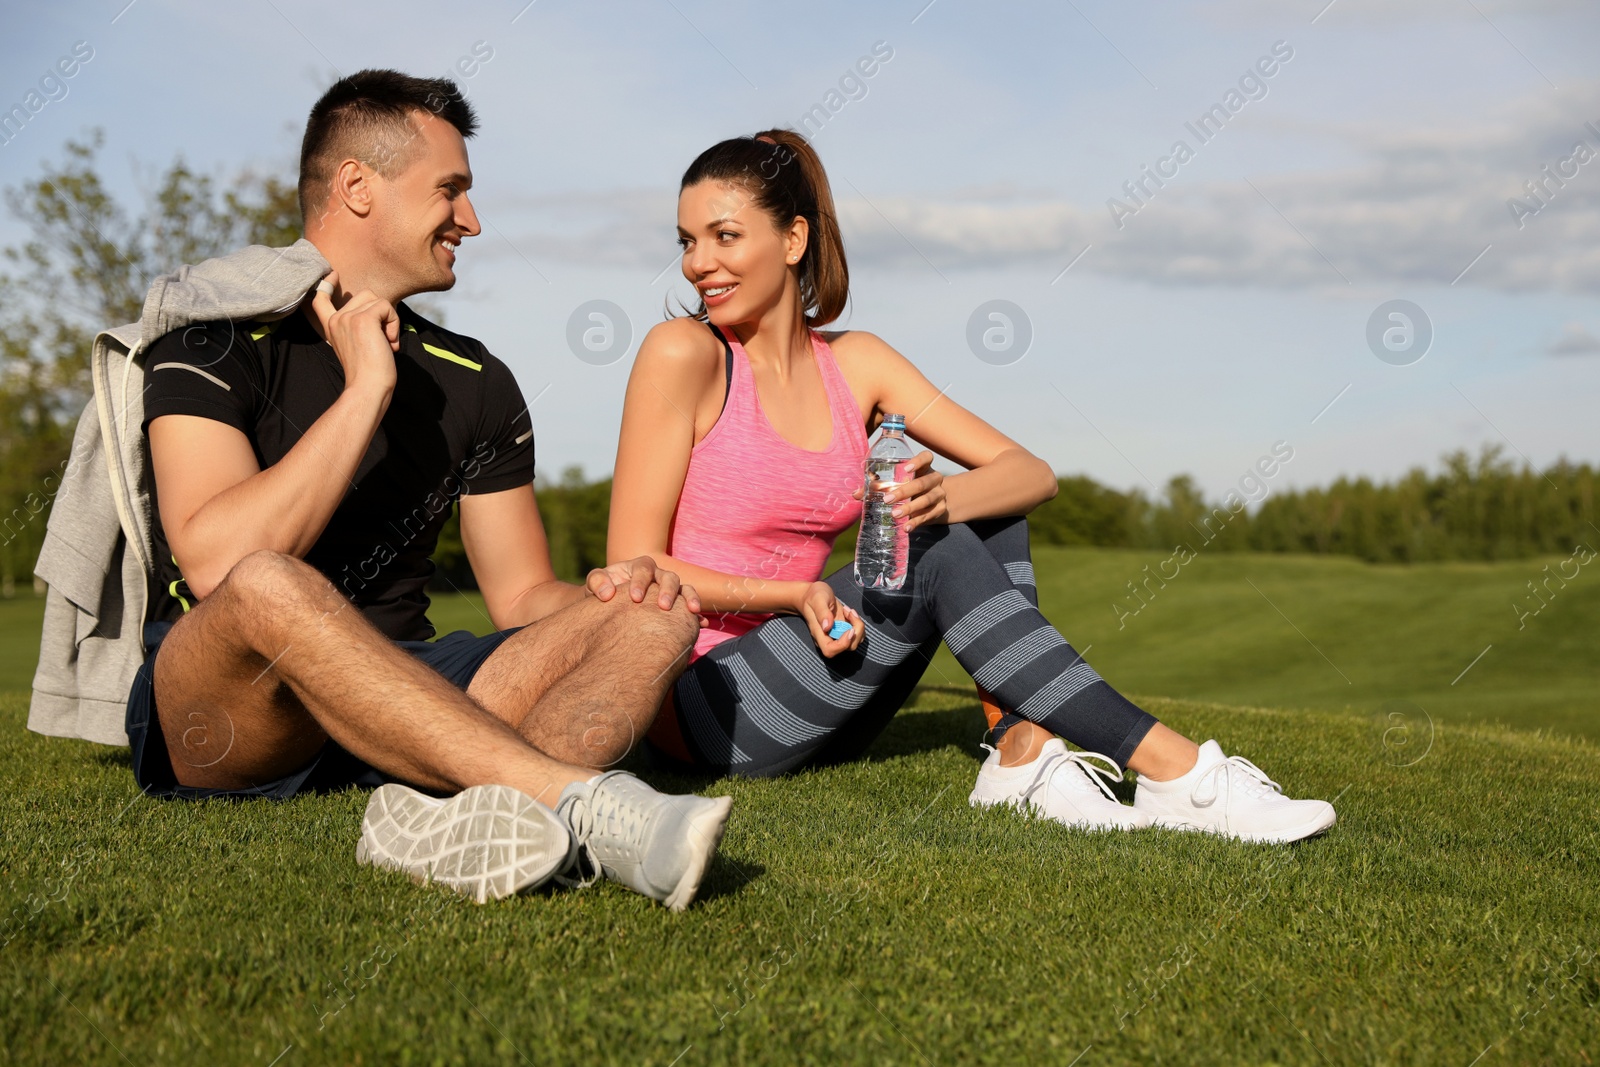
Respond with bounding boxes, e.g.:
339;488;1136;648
356;783;571;904
1148;804;1337;844
662;795;733;914
1052;814;1151;831
971;787;1150;831
968;788;1009;809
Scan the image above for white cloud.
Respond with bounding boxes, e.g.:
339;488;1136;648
478;188;677;270
1199;0;1594;26
1548;322;1600;354
835;79;1600;292
481;80;1600;294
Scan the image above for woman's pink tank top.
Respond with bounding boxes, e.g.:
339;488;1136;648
667;326;869;661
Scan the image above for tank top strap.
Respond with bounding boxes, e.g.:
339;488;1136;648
809;331;870;458
709;323;755;416
713;322;734;405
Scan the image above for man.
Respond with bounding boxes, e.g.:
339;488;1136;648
127;69;730;910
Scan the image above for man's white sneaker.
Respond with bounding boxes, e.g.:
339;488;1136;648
555;771;733;913
1133;740;1337;843
969;737;1151;831
355;783;575;904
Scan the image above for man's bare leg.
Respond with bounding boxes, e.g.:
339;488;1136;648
466;585;699;767
155;549;589;807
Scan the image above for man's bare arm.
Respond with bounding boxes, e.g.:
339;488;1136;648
458;485;584;629
459;485;700;632
151;392;388;599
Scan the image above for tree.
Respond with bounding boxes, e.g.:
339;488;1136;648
0;132;300;593
1029;475;1149;548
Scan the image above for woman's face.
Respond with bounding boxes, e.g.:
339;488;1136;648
677;179;805;327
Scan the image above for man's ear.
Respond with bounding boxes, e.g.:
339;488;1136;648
330;158;374;219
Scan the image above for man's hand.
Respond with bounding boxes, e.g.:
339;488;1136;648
854;449;947;531
586;556;702;614
796;581;864;658
309;270;400;400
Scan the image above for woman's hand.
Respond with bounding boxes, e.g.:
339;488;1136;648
855;449;947;531
586;555;702;614
795;581;864;658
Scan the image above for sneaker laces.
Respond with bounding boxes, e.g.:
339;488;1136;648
554;771;648;889
1191;755;1282;808
995;745;1124;806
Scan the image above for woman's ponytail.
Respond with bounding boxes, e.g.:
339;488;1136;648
752;129;848;327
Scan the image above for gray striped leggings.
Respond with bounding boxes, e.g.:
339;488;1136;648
651;517;1159;778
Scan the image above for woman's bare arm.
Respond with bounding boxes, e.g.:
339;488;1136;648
607;319;813;616
830;331;1059;524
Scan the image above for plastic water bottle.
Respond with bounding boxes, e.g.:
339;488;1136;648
854;414;915;590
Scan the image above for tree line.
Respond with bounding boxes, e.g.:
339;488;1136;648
2;137;1592;593
1028;449;1595;563
448;446;1594;586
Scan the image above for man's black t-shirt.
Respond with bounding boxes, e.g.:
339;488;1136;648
141;304;535;641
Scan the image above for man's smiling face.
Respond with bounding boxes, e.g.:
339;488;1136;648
369;109;482;298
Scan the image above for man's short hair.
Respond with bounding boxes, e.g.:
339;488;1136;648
298;69;479;222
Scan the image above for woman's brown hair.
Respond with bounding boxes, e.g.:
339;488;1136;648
679;129;849;327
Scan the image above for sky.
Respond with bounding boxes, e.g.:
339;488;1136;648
1;0;1596;499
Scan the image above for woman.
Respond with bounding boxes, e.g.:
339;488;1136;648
607;130;1335;843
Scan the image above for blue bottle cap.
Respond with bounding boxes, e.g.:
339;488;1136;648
828;619;852;640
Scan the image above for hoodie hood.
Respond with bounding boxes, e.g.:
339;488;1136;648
139;238;330;347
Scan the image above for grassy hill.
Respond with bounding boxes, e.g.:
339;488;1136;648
972;546;1598;743
426;545;1600;742
1;689;1595;1064
2;547;1595;1063
5;546;1590;742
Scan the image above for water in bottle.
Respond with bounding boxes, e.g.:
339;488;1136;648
854;413;915;590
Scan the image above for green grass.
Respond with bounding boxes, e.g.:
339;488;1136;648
2;548;1597;1063
991;547;1600;743
7;546;1595;740
2;691;1597;1065
0;596;47;696
1004;550;1593;742
435;544;1600;742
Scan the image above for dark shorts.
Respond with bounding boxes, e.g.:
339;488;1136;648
125;621;522;801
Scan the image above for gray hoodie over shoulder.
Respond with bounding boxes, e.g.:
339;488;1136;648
28;240;330;746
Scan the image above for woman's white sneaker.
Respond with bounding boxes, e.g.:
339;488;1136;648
1132;740;1336;843
969;737;1151;831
